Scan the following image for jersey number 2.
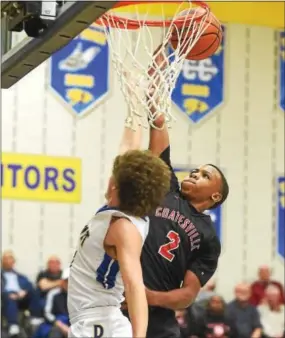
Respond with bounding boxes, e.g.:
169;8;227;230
158;231;180;262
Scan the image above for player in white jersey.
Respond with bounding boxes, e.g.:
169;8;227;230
68;149;171;338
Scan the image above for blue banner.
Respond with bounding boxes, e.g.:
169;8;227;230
277;176;285;259
50;23;109;117
170;28;225;124
280;32;285;112
174;168;222;240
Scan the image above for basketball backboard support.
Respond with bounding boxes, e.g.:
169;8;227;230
1;1;117;89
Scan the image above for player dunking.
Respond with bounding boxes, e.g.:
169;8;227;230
67;147;171;337
124;49;229;338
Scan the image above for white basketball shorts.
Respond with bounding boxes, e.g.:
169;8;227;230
68;307;132;338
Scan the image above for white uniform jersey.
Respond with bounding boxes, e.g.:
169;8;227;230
68;205;149;322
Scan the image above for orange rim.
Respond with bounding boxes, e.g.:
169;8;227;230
97;1;210;30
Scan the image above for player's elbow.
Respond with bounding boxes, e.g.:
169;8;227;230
174;288;197;310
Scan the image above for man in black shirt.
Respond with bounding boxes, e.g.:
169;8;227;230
36;256;62;300
140;51;229;338
34;268;69;338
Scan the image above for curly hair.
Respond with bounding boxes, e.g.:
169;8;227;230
112;150;171;218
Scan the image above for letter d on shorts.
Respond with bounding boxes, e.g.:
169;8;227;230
94;325;104;338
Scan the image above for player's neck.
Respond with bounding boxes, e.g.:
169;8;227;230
106;191;120;208
106;197;119;209
188;200;208;214
107;201;119;208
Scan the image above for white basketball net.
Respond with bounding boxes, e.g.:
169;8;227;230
98;2;211;129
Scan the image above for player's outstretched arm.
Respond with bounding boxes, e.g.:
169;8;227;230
147;46;170;157
107;218;148;338
119;70;143;155
119;116;142;155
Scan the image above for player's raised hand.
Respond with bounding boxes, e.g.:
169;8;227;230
146;44;168;129
148;44;168;77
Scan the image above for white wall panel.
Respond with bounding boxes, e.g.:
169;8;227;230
215;24;248;299
246;26;276;278
15;63;46;155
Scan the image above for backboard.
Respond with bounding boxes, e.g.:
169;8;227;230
1;1;117;89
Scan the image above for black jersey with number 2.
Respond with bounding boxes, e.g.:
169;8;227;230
141;146;221;338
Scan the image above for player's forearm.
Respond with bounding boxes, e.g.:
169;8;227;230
147;287;195;310
119;118;142;154
147;47;170;156
125;282;148;338
148;116;169;156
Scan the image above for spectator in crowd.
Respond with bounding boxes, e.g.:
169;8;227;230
250;265;285;306
226;282;262;338
36;256;62;302
33;268;69;338
195;278;216;305
258;285;285;338
188;295;236;338
175;309;189;338
1;250;42;338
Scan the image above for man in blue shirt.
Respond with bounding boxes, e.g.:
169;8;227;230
227;283;262;338
1;250;42;338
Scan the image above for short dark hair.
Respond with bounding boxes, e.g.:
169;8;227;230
207;164;229;209
112;150;171;217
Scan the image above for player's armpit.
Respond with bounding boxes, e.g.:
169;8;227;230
107;219;148;338
146;270;201;310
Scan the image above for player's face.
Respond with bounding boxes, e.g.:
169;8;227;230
105;176;117;204
180;165;222;206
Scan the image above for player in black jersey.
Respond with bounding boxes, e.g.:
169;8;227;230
140;51;229;338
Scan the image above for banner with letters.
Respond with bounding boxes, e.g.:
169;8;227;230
50;23;109;117
174;168;222;240
170;27;225;124
280;31;285;112
1;153;81;203
277;176;285;259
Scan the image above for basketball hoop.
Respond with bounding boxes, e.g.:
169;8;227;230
97;1;210;129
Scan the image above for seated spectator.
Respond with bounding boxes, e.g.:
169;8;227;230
188;295;236;338
1;250;42;338
258;285;285;338
36;256;62;302
33;268;69;338
250;265;285;306
175;309;189;338
195;278;216;305
226;282;262;338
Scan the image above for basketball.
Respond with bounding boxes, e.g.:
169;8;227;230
170;8;223;61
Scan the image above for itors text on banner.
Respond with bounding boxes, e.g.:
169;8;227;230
1;153;82;203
